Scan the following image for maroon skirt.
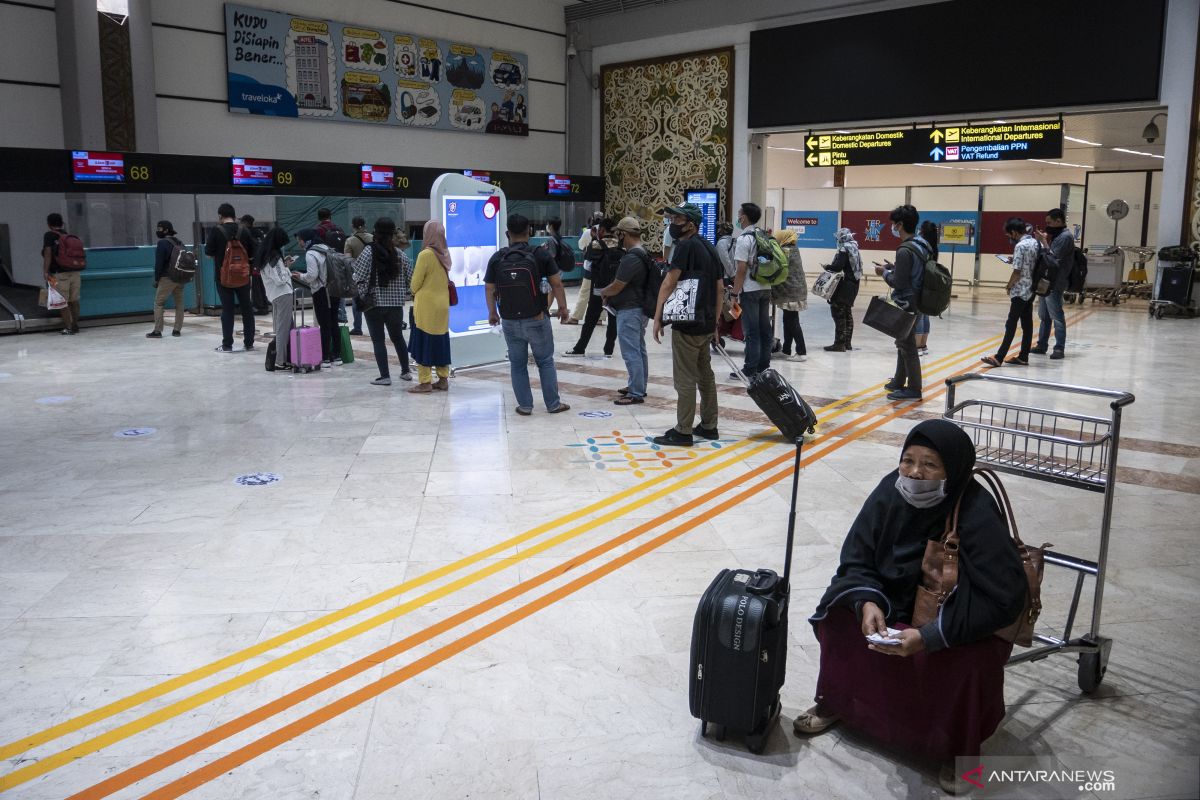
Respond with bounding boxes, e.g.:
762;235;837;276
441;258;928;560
813;606;1013;759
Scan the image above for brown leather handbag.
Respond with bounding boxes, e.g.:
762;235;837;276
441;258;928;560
911;468;1050;647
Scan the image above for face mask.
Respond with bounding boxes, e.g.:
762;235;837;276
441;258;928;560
1045;225;1065;236
156;230;167;239
890;224;902;238
668;222;687;239
895;473;947;508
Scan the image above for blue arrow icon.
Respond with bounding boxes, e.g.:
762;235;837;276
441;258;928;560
929;147;945;162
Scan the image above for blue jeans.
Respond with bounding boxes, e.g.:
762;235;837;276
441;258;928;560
501;317;563;411
914;313;930;335
616;307;648;398
740;290;773;376
1037;289;1066;351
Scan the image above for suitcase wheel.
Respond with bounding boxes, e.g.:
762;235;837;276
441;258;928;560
700;721;707;738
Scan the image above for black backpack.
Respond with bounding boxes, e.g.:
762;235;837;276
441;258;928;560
1068;247;1088;292
322;225;347;253
550;233;576;274
630;248;665;318
493;247;543;319
589;240;624;290
1031;245;1059;297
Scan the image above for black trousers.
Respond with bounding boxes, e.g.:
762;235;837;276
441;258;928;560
781;309;806;355
892;328;922;392
995;296;1034;360
830;301;854;346
571;289;617;355
217;283;255;348
310;286;338;361
364;305;410;377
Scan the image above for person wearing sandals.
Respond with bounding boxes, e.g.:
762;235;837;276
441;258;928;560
352;217;413;386
772;229;808;362
408;220;453;393
600;217;651;405
981;218;1037;369
798;419;1027;795
255;225;294;371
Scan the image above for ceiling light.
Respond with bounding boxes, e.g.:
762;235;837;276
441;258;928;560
912;163;954;170
1112;147;1164;159
1030;159;1094;169
992;119;1006;124
835;130;851;134
767;146;807;153
1064;136;1103;146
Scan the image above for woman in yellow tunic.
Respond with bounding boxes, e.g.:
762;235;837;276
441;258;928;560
408;220;452;393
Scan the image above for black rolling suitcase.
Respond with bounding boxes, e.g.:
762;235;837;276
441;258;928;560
689;441;804;753
715;344;817;441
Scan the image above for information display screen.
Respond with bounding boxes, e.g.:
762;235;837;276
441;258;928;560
443;194;501;336
361;164;395;190
231;157;274;186
685;188;720;244
71;151;125;183
463;169;491;183
547;174;572;195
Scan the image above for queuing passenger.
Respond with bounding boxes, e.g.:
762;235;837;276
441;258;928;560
344;216;373;335
255;226;294;371
980;218;1037;368
41;212;83;335
772;229;808;363
408;220;454;394
147;220;185;339
542;217;573;315
601;217;651;405
877;204;923;399
824;227;862;352
652;203;722;447
485;213;571;415
1032;207;1072;360
241;214;269;316
290;229;338;366
799;419;1026;795
562;217;619;359
730;202;773;380
913;220;940;357
314;208;344;245
566;212;603;325
714;221;736;282
205;203;257;353
352;217;413;386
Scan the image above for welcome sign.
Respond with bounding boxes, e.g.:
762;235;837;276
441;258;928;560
224;3;530;136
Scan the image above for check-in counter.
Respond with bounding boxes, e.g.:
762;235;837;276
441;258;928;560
79;246;197;318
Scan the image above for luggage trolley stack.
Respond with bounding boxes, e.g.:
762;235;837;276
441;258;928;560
942;373;1134;693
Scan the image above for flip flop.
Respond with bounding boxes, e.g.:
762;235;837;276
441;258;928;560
1004;356;1028;366
980;356;1002;367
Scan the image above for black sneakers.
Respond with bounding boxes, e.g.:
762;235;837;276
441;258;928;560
694;425;719;440
146;331;162;338
652;428;694;447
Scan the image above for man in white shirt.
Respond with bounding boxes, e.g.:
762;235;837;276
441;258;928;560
981;217;1037;368
729;201;773;379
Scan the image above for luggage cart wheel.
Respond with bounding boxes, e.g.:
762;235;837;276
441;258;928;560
1077;636;1113;694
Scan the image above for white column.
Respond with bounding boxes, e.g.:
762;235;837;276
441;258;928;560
55;0;106;149
127;0;159;152
1157;0;1199;247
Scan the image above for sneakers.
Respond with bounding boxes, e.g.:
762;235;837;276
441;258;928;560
787;354;807;362
1049;349;1065;360
652;428;694;447
823;344;845;352
215;345;233;352
171;330;181;337
884;379;903;391
244;344;256;352
371;376;392;386
694;425;719;440
399;371;414;381
349;329;363;336
917;347;929;357
61;329;75;336
562;350;585;357
515;406;533;416
887;389;923;401
548;403;571;414
145;331;162;338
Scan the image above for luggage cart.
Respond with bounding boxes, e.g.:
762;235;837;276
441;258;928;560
1082;247;1126;306
943;373;1135;693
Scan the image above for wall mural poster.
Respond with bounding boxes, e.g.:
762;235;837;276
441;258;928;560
224;3;529;136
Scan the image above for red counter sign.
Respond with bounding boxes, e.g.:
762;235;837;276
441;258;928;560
547;174;571;195
71;151;125;183
361;164;395;190
231;157;274;187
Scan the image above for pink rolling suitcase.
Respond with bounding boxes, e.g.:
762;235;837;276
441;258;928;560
289;288;323;373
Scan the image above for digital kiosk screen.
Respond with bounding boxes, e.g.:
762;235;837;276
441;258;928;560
547;174;572;195
232;157;274;187
71;151;125;183
685;189;720;244
361;164;395;191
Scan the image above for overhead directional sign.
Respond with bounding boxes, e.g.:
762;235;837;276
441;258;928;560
803;119;1063;167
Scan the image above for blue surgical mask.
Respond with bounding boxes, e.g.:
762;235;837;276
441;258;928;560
891;224;902;238
895;474;947;508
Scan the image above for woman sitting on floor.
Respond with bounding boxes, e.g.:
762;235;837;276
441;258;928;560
798;418;1027;794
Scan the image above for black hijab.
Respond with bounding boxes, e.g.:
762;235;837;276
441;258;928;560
811;420;1027;650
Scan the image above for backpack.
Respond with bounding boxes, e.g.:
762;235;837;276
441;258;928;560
220;232;251;288
492;247;544;320
742;229;788;286
324;249;356;298
166;237;197;284
1031;245;1059;297
1067;247;1088;293
53;232;87;271
589;240;623;290
901;240;951;316
322;225;347;252
630;249;665;318
550;233;576;274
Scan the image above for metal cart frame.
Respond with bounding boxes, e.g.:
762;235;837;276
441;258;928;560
943;373;1135;693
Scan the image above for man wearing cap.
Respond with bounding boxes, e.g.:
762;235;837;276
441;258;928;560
731;201;773;379
652;203;723;446
600;217;652;404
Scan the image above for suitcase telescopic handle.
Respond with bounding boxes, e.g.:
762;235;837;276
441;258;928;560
782;439;802;591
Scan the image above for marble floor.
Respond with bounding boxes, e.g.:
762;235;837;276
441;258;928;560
0;287;1197;800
